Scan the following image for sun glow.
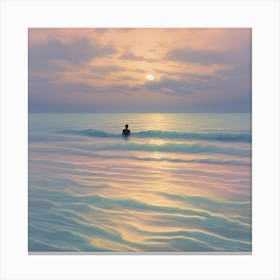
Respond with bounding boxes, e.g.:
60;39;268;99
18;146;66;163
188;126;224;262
146;73;155;81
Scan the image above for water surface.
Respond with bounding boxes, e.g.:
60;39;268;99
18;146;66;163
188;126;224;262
28;113;251;252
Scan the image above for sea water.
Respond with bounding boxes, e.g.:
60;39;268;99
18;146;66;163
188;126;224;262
28;113;251;252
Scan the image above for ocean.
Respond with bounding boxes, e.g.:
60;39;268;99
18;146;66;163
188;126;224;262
28;113;252;253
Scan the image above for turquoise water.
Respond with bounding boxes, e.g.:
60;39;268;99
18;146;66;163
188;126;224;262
28;113;251;252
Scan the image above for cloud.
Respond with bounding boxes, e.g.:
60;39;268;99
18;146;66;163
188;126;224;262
29;38;116;71
119;52;145;61
89;65;124;74
144;72;233;96
166;46;250;66
94;28;110;34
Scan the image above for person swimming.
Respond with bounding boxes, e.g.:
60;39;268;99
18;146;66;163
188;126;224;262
122;124;131;137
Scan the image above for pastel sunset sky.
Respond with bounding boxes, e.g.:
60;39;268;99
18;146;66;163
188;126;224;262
28;28;251;113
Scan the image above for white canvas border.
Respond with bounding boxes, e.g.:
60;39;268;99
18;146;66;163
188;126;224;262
0;0;279;280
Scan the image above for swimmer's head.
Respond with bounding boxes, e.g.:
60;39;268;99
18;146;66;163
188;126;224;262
125;124;128;129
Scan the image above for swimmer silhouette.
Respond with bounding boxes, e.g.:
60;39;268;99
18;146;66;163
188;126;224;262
122;124;131;137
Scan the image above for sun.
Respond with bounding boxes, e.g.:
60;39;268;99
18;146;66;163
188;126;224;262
145;73;155;81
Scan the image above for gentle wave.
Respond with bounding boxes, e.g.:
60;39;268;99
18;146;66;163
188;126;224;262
58;129;251;142
79;142;250;157
30;146;250;166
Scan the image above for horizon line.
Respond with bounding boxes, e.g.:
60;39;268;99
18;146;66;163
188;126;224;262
28;112;251;114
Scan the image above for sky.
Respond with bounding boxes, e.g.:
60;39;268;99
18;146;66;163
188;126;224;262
28;28;251;113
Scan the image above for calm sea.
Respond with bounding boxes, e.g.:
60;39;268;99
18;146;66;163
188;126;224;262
28;113;251;252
